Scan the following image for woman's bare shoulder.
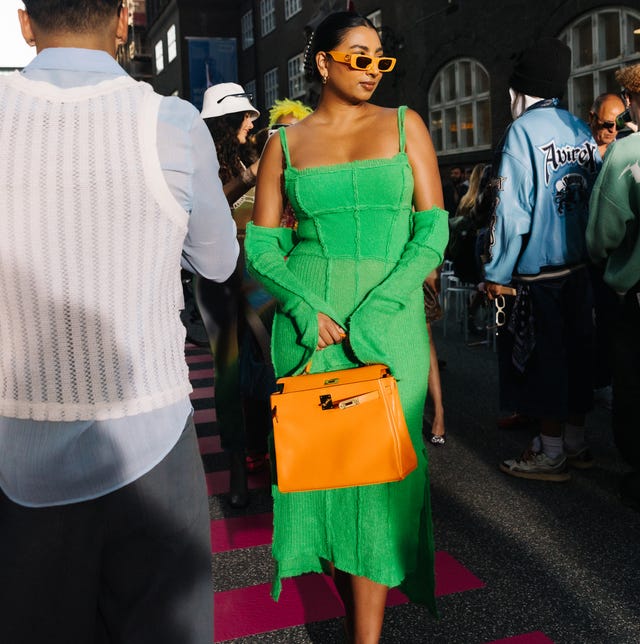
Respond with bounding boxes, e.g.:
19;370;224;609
365;105;425;136
403;107;429;135
258;130;286;176
262;130;285;160
366;104;398;125
277;115;317;148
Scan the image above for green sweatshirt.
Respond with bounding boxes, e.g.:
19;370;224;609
587;132;640;293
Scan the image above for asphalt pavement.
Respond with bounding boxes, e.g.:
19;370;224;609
206;312;640;643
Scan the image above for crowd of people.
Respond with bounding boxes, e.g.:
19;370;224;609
0;2;639;643
437;40;640;497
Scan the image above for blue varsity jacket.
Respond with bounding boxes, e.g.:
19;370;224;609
484;100;601;284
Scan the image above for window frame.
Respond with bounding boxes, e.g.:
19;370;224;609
260;0;276;37
241;10;254;50
367;9;382;29
245;79;257;104
560;8;640;118
287;53;305;99
264;67;279;110
284;0;302;21
428;58;492;156
167;24;177;63
154;39;164;74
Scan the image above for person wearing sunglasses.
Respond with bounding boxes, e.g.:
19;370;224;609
195;83;263;509
587;63;640;512
245;10;448;641
484;38;601;484
588;92;626;159
201;82;260;206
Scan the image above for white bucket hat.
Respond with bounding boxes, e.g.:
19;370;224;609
201;82;260;120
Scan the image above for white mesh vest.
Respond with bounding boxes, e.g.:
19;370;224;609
0;73;192;421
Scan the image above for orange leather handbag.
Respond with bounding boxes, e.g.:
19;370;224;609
270;363;417;493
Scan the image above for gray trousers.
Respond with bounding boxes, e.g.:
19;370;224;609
0;417;212;644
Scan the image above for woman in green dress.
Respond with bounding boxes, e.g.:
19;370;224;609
245;12;448;642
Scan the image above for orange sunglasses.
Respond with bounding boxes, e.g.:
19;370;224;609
327;50;396;73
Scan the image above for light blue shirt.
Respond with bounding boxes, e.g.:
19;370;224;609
0;48;237;507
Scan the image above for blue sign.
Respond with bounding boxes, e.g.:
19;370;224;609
187;37;238;111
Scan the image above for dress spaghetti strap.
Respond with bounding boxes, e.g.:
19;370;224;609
397;105;408;153
279;127;292;168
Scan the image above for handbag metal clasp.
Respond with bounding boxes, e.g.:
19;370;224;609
338;397;360;409
319;394;333;410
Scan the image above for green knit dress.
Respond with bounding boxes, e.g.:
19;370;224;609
244;106;449;614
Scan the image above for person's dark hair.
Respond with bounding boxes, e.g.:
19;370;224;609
303;11;378;82
23;0;121;33
204;112;247;184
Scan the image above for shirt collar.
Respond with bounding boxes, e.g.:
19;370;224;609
23;48;127;77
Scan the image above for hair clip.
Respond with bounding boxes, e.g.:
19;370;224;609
305;31;315;50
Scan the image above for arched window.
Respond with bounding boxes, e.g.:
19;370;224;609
428;59;491;155
559;7;640;118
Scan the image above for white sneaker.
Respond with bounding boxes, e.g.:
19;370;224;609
500;446;570;482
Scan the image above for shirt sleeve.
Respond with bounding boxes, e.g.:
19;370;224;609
157;97;238;281
483;140;534;284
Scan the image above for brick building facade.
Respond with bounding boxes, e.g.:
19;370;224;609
143;0;640;168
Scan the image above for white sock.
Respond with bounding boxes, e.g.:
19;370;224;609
564;424;586;451
540;434;564;459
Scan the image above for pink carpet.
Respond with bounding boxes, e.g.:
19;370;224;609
194;407;216;424
214;551;484;641
185;352;212;364
189;384;215;400
210;513;273;552
205;467;271;496
198;435;222;455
